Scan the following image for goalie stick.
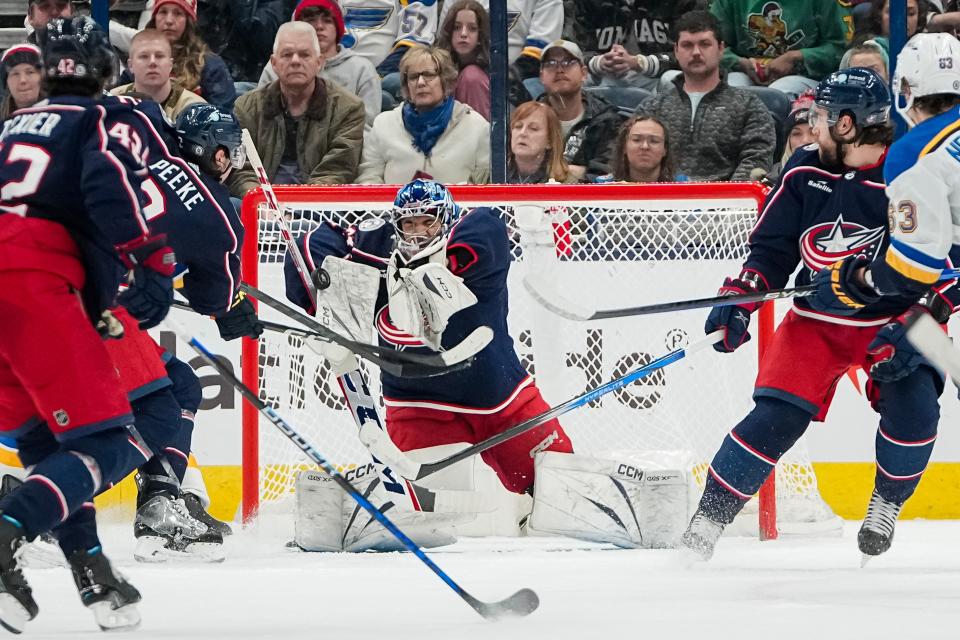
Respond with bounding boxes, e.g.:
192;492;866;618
524;268;960;321
162;317;538;621
405;330;724;481
168;300;482;379
239;283;492;377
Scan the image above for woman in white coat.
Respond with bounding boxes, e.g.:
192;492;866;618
358;46;490;184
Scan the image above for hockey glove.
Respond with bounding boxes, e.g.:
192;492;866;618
866;296;950;383
705;274;764;353
810;257;880;316
215;291;264;341
116;235;176;330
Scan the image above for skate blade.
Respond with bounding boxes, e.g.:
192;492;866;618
0;592;31;634
860;553;873;568
89;601;141;632
134;536;225;564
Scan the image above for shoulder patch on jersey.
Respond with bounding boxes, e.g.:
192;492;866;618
358;217;386;231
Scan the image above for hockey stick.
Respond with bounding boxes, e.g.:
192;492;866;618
524;268;960;321
163;317;539;621
409;330;724;481
239;282;492;377
905;313;960;384
168;300;482;379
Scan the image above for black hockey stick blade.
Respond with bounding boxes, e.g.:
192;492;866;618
465;588;540;621
239;283;492;377
524;273;817;320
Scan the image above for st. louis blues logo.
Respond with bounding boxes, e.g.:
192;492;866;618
799;215;885;272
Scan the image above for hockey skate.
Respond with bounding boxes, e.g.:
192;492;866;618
680;511;725;561
0;515;37;634
68;547;141;631
134;495;225;563
858;491;903;564
181;492;233;537
0;475;64;569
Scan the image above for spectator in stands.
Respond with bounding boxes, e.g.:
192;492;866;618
926;0;960;35
0;44;42;121
26;0;72;42
358;46;490;184
111;29;206;121
564;0;703;108
641;11;775;182
438;0;562;83
142;0;237;110
839;40;889;81
258;0;381;130
228;22;365;197
507;101;576;183
769;91;816;180
857;0;925;43
536;40;625;181
711;0;852;97
197;0;297;84
600;113;675;183
435;0;490;120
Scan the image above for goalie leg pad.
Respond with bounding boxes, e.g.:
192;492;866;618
294;469;464;552
527;452;687;549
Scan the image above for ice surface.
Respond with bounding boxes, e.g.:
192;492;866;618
16;521;960;640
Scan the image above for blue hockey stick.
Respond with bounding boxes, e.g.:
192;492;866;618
162;317;538;621
412;331;724;480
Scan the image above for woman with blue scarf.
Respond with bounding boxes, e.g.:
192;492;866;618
358;47;491;184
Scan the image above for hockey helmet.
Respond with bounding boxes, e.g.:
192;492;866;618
391;179;460;259
38;16;115;94
893;32;960;127
175;103;245;175
813;67;890;129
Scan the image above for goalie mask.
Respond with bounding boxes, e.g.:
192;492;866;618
391;179;460;260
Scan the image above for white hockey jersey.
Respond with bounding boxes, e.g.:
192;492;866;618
871;106;960;296
437;0;562;64
340;0;440;67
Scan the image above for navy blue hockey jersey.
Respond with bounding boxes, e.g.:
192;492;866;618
109;97;243;316
0;96;152;313
285;208;532;410
745;145;928;323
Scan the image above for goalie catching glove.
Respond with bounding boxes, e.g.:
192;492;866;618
705;270;767;353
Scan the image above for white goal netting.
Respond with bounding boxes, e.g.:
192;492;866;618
241;184;840;534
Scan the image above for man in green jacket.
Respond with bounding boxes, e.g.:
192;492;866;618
228;20;366;198
711;0;853;97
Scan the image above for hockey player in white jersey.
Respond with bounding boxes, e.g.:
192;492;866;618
809;32;960;557
437;0;562;78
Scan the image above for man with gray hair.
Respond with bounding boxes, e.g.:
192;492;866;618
228;21;366;197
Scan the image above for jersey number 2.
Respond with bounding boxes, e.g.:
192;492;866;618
0;143;52;216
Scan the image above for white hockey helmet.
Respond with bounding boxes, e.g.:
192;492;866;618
894;32;960;126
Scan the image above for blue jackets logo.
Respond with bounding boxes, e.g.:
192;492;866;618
799;215;885;272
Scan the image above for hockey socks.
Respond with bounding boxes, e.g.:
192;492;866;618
699;398;814;524
871;369;940;505
52;504;100;558
0;427;144;540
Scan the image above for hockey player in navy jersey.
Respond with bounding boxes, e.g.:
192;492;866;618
0;17;174;632
810;34;960;557
681;67;958;562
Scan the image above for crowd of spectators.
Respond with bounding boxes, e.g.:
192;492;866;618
7;0;960;191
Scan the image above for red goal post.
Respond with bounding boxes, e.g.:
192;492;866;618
239;182;779;539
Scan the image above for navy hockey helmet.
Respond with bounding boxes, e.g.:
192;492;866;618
175;103;245;175
813;67;891;129
391;178;460;259
38;16;115;95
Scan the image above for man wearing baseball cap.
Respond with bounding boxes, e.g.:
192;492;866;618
536;39;625;181
258;0;381;129
26;0;73;43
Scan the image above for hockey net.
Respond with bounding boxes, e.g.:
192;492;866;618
239;183;841;538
